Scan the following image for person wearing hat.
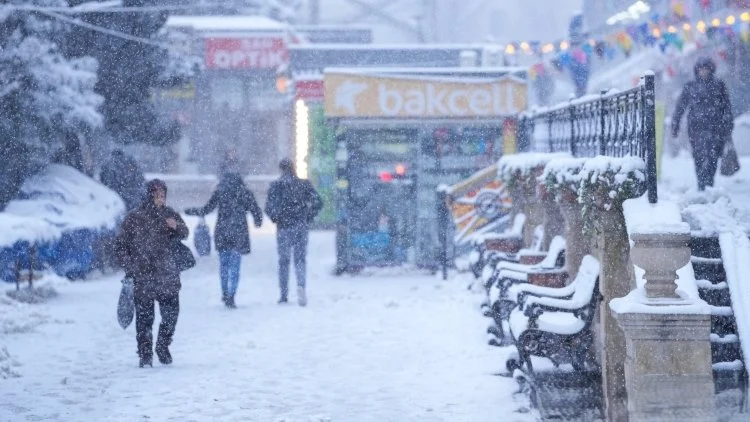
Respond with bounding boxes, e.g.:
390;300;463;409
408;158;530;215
265;158;322;306
185;172;263;308
672;57;734;191
115;179;189;367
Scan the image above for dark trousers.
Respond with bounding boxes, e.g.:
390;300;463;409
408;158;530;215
691;134;724;191
277;223;309;299
134;292;179;358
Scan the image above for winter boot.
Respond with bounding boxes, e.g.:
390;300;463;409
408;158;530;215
137;342;152;368
297;286;307;307
222;293;229;306
227;295;236;309
155;339;172;365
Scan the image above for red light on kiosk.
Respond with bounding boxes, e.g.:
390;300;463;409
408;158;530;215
379;172;393;183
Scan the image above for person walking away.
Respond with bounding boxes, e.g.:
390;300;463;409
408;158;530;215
672;57;734;191
265;159;323;306
185;173;263;308
115;179;189;367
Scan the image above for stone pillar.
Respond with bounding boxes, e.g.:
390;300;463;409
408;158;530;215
557;190;589;278
596;206;637;422
520;183;545;248
540;188;566;251
612;230;716;421
613;313;715;421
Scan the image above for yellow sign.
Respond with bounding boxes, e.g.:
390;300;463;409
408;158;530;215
324;72;528;118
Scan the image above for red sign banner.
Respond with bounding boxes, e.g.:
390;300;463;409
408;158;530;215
205;37;288;70
295;79;324;101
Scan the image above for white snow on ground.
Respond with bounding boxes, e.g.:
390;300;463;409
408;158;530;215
0;221;533;422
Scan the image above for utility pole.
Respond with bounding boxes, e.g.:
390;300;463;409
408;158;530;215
309;0;320;25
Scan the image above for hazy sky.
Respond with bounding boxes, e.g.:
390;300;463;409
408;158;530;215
314;0;583;44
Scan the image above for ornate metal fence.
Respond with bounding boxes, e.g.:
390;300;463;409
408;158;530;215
518;73;658;203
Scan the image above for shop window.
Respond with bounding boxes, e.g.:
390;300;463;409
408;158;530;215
210;77;244;111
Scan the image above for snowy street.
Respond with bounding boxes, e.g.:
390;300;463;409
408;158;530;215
1;223;531;422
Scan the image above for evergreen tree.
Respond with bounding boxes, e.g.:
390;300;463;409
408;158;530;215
64;0;179;146
0;0;102;209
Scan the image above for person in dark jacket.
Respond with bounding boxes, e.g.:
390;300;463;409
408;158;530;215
115;179;189;367
100;150;146;211
185;173;263;308
265;159;323;306
672;57;734;191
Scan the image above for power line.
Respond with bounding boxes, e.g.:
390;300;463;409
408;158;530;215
8;3;262;14
37;9;176;51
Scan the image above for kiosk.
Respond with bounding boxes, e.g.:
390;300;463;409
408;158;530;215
324;67;528;272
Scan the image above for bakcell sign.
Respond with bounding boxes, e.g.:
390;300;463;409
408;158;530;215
205;37;288;70
324;72;528;118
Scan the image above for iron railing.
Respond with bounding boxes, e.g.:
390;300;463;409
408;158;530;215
518;73;658;203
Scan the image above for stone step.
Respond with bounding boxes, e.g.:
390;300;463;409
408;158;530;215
692;256;723;265
711;314;739;336
699;281;732;307
712;340;743;365
693;261;727;284
713;360;747;394
690;236;723;259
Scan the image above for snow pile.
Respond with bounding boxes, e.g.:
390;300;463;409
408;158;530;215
0;213;61;249
578;155;646;212
579;155;646;187
622;195;690;236
719;231;750;385
678;191;750;237
539;157;588;196
497;152;571;182
6;285;59;304
0;347;21;379
5;164;125;231
0;294;48;335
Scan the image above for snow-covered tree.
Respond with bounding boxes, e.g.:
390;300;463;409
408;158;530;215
65;0;179;146
0;1;103;209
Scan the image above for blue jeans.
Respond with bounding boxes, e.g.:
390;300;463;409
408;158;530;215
218;250;242;297
277;223;309;299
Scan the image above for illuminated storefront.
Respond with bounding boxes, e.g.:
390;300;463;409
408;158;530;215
164;16;296;176
323;68;528;272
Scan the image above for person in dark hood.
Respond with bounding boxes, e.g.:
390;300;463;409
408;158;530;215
672;57;734;191
100;149;146;211
265;159;322;306
185;173;263;308
115;179;189;367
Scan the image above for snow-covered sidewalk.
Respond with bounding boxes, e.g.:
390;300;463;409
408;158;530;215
1;226;531;422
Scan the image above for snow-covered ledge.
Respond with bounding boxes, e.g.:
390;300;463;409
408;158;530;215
540;157;589;278
578;156;645;421
498;153;569;248
610;196;715;422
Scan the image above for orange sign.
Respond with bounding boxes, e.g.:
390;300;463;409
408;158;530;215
324;72;528;118
446;164;513;245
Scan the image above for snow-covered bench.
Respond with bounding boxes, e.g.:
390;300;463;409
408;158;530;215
488;236;567;301
479;224;545;292
505;255;601;376
469;213;528;280
485;236;567;344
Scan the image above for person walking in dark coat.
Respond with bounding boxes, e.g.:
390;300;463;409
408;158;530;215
185;173;263;308
672;57;734;191
115;179;189;367
265;159;322;306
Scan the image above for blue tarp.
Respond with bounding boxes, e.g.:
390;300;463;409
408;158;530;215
1;165;125;282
